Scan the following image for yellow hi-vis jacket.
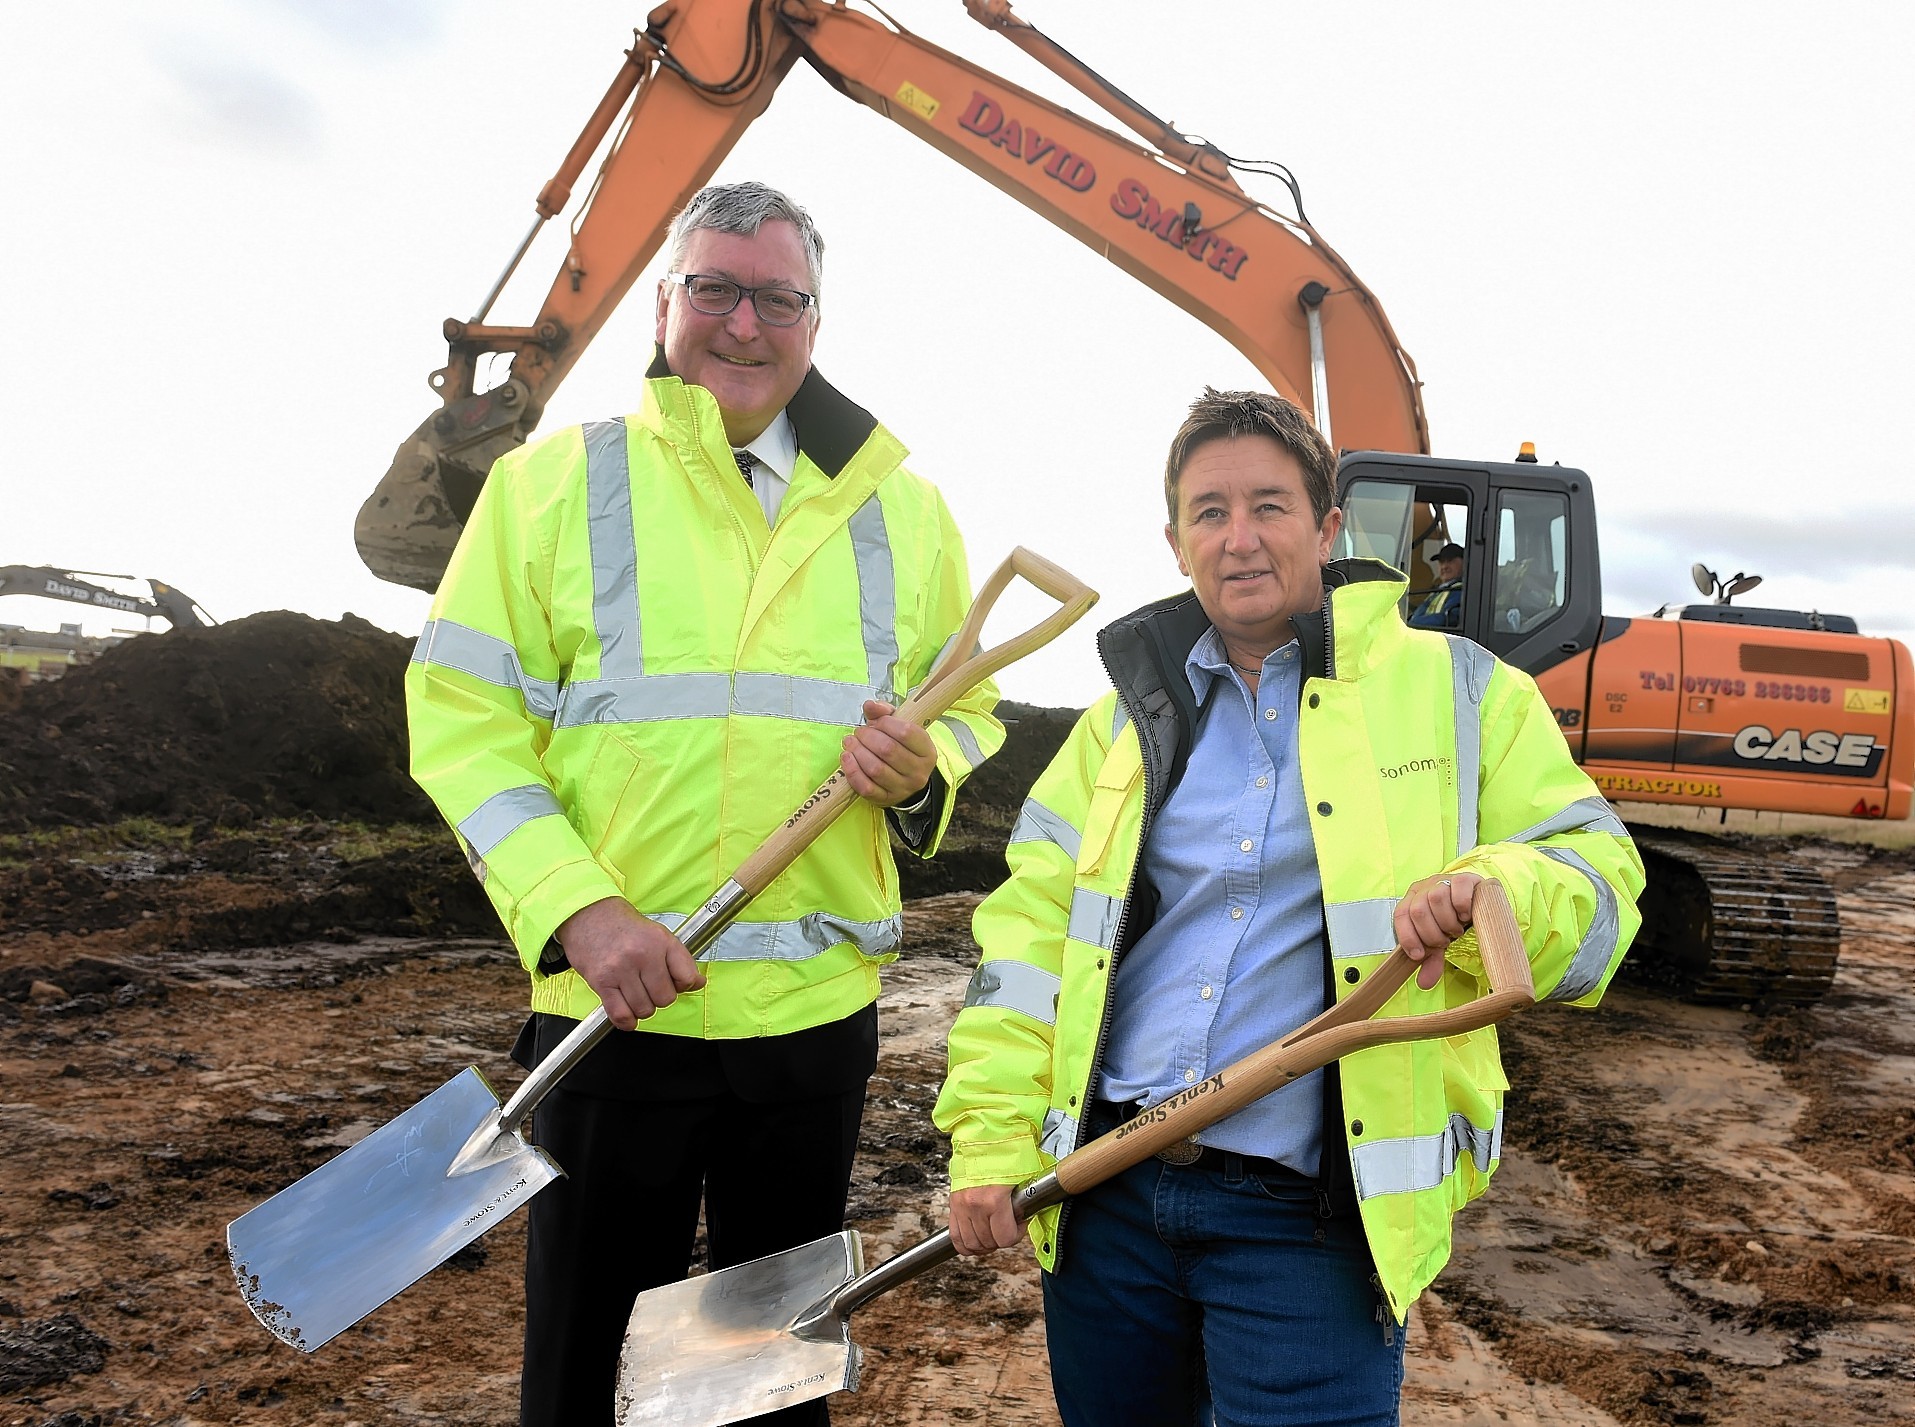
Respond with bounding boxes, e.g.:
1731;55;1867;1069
933;562;1643;1322
406;366;1003;1039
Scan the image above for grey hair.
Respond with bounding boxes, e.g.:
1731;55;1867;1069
665;180;825;307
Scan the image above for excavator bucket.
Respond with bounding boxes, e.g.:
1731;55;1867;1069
353;412;486;593
355;382;538;591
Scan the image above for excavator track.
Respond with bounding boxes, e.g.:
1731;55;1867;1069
1625;829;1842;1005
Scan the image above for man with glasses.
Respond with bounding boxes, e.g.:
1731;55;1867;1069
407;180;1001;1426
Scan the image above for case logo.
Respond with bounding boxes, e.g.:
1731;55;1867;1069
1730;724;1884;775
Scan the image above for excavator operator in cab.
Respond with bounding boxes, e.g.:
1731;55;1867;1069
1408;540;1466;629
406;180;1003;1427
935;387;1641;1427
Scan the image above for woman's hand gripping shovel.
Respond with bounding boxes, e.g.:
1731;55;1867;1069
226;548;1098;1352
613;881;1537;1426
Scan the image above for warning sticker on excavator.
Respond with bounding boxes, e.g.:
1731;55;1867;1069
1843;688;1891;715
895;82;940;121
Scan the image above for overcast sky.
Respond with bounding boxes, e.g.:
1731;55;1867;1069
7;1;1912;707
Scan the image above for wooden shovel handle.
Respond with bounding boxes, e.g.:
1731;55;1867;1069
727;547;1097;898
910;546;1095;708
490;550;1096;1141
833;880;1535;1314
1046;878;1534;1197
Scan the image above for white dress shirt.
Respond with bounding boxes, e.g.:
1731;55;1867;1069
733;410;796;528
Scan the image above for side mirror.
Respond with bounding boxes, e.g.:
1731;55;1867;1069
1725;573;1763;601
1690;562;1716;597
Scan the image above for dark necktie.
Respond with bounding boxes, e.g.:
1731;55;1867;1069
733;450;757;488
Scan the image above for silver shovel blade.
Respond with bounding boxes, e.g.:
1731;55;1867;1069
227;1066;561;1351
615;1229;865;1426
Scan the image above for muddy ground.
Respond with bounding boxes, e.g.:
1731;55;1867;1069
2;829;1912;1427
2;618;1913;1425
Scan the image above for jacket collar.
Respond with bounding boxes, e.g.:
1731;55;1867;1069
644;344;883;479
1294;559;1409;682
1095;557;1407;801
1100;557;1407;700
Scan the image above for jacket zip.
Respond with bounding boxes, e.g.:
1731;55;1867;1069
1052;585;1343;1270
1051;646;1157;1273
1371;1271;1396;1345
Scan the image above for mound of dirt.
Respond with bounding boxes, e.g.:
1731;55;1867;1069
0;613;433;832
0;615;1081;897
965;701;1078;810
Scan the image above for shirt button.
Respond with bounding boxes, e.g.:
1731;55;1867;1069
1184;1068;1197;1083
1256;775;1268;788
1263;708;1278;721
1230;906;1244;921
1201;984;1214;1000
1239;838;1253;852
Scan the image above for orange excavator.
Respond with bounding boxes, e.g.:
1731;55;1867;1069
354;0;1910;1002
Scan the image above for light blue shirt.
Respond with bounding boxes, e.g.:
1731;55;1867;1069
1097;626;1329;1174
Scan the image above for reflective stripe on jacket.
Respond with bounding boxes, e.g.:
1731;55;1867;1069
932;560;1642;1322
406;367;1003;1038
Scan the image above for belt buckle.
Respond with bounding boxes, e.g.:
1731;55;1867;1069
1154;1138;1203;1166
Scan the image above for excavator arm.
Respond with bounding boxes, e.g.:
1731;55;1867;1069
355;0;1429;590
0;566;212;629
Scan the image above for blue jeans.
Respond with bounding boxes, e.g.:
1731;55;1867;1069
1041;1125;1405;1427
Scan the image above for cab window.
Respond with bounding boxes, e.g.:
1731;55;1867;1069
1491;490;1567;633
1335;478;1473;624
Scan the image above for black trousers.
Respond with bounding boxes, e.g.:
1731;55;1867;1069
516;1012;874;1427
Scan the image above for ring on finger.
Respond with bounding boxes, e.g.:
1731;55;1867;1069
1438;877;1452;887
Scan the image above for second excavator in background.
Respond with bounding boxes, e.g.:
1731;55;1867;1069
0;565;213;632
352;0;1909;1003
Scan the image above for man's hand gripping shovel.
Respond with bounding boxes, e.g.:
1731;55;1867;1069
613;881;1537;1426
225;548;1098;1352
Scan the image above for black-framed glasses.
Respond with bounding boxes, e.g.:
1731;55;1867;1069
667;272;815;327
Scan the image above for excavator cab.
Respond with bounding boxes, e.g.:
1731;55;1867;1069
1332;451;1603;676
1334;449;1915;1005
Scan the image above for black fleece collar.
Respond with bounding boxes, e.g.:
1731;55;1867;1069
1101;557;1398;702
645;345;879;479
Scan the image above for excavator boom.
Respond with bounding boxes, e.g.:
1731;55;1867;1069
0;565;212;630
353;0;1426;591
358;0;1909;1006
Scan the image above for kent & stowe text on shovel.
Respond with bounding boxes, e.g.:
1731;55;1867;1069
614;880;1536;1425
226;546;1098;1351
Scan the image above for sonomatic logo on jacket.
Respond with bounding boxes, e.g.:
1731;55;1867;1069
1378;755;1451;781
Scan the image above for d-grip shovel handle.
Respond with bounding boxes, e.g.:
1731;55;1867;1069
730;546;1097;897
830;879;1533;1312
467;549;1098;1165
